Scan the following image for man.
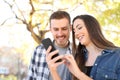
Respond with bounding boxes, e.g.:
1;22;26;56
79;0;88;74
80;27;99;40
27;11;72;80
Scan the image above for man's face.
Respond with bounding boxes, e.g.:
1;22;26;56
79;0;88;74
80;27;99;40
50;18;71;47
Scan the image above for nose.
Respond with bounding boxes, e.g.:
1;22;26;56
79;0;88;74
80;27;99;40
57;30;63;36
74;28;78;34
74;29;79;37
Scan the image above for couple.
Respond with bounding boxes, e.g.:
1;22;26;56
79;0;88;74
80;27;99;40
27;11;120;80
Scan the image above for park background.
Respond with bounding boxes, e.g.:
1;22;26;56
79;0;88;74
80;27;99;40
0;0;120;80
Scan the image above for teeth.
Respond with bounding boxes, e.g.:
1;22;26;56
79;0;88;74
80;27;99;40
79;36;82;40
59;37;64;40
60;37;64;39
79;36;83;41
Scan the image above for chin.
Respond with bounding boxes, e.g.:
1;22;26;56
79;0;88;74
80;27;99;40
80;43;84;45
80;42;85;45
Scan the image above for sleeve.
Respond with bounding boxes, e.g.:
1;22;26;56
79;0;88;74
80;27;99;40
117;56;120;79
26;47;38;80
26;44;50;80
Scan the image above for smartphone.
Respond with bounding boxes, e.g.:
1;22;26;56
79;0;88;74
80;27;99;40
41;38;62;62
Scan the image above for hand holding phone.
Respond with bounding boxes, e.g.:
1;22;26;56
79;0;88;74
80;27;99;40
42;38;62;62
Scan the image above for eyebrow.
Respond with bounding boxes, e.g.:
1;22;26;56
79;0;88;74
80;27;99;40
76;24;80;28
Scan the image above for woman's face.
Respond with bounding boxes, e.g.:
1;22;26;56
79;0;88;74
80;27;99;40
73;19;91;46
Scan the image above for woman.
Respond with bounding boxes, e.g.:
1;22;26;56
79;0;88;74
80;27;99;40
46;14;120;80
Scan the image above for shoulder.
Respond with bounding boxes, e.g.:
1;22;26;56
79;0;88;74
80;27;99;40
31;44;46;63
102;48;120;59
113;48;120;66
35;43;46;52
36;43;45;50
32;43;46;57
112;47;120;53
104;47;120;53
109;47;120;58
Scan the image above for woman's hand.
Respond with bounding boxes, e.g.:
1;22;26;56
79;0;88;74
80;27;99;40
64;54;81;77
64;54;93;80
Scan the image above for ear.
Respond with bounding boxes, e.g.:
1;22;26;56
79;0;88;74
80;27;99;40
49;26;52;31
69;24;72;31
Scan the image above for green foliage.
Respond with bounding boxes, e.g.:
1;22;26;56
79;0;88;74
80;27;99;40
98;1;120;27
0;75;17;80
83;0;120;46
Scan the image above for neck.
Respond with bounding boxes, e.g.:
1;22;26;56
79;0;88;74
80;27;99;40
55;41;69;48
86;43;103;55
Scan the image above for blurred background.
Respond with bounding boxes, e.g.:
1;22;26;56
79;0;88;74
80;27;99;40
0;0;120;80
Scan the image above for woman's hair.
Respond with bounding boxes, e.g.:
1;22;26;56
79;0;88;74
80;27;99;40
72;14;117;80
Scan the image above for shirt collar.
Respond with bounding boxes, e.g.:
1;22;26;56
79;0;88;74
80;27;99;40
84;48;114;60
101;49;114;55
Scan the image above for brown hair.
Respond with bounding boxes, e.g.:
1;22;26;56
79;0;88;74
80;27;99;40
49;11;71;26
72;15;117;80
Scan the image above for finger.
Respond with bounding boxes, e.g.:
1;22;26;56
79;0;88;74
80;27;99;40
52;55;64;63
46;48;59;63
51;57;65;67
64;54;73;60
47;55;64;69
46;46;52;56
64;54;74;64
47;50;59;59
47;59;65;71
55;59;65;66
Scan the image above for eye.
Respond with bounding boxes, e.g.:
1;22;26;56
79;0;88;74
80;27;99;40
62;27;67;30
53;28;58;31
78;26;82;30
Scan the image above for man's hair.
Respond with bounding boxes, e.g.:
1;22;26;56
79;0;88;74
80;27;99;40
49;11;71;25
